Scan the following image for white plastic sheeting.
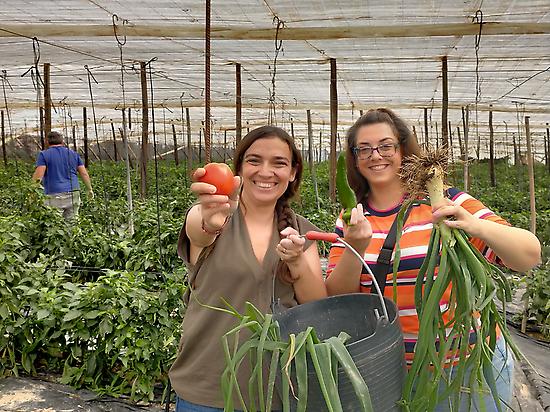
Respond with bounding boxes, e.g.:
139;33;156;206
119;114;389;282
0;0;549;158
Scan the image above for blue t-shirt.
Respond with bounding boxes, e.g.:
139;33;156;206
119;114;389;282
35;146;84;195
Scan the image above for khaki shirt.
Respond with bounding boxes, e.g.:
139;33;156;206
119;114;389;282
169;206;317;408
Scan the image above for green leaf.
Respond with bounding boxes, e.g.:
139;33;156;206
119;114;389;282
327;337;373;412
36;309;51;320
84;310;101;319
63;309;82;322
0;303;10;319
99;318;113;336
121;307;132;322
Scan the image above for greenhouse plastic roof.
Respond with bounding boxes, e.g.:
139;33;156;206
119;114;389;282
0;0;549;158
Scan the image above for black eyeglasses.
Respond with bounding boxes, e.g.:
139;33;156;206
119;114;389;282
352;143;399;160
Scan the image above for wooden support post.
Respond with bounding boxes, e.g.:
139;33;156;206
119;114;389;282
120;105;135;235
525;116;536;233
448;121;453;161
305;110;320;210
111;121;118;161
72;124;77;151
39;106;45;149
162;108;167;149
461;106;469;191
43;63;52;136
412;125;418;144
329;57;337;202
435;122;439;149
516;114;523;167
199;128;202;163
186;107;192;174
307;110;313;173
128;108;132;130
1;111;6;166
521;116;537;334
204;0;211;163
172;123;179;166
359;109;364;117
319;130;322;163
441;56;448;148
235;63;242;148
546;123;550;173
140;61;149;199
456;126;463;159
83;107;89;168
512;134;518;166
489;106;496;186
223;130;227;162
423;107;429;148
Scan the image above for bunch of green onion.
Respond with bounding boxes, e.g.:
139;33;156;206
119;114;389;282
395;149;521;412
217;300;373;412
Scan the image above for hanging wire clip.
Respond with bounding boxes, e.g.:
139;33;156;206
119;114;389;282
84;65;99;85
112;14;128;46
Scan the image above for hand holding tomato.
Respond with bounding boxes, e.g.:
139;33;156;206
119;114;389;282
191;163;241;232
198;163;236;196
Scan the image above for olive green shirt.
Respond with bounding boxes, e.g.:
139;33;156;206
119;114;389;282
169;206;317;408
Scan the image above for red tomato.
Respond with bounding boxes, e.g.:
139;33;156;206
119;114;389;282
198;163;235;195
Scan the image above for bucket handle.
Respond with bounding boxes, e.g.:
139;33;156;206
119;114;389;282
304;231;390;322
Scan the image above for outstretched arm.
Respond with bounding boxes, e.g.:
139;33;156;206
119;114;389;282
433;199;541;272
325;204;373;296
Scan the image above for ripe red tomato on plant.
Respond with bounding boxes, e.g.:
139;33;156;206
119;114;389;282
198;163;235;196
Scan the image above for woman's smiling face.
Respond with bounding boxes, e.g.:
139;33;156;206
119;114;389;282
354;122;402;188
239;136;296;207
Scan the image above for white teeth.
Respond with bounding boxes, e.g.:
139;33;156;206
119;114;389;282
255;181;275;188
370;165;388;171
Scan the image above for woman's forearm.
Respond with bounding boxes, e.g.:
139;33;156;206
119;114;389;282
288;246;327;303
475;219;541;272
325;249;362;296
186;204;217;248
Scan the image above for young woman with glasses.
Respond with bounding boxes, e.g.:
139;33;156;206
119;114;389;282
325;108;540;411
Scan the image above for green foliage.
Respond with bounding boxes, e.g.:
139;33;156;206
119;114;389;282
0;163;189;402
523;246;550;338
0;156;548;403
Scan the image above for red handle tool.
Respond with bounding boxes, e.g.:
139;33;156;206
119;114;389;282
303;231;339;243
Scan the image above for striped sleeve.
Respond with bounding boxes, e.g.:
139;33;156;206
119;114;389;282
447;187;510;264
326;210;346;278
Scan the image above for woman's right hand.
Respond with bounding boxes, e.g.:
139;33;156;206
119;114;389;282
343;203;373;252
190;168;241;231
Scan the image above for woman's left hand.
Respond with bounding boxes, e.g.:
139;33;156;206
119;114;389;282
276;227;306;264
432;198;481;237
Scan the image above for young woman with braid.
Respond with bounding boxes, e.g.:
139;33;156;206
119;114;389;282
169;126;327;411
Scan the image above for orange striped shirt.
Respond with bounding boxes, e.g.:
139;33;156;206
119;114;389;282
327;188;509;365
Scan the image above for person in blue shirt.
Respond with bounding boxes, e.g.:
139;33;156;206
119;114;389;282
32;131;94;220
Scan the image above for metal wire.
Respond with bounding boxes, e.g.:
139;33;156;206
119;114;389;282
205;0;211;163
85;64;112;234
268;16;285;125
147;59;164;265
473;9;483;159
113;13;134;236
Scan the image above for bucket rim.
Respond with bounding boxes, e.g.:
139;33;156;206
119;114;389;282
274;292;401;346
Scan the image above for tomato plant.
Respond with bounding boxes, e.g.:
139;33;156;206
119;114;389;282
198;162;235;195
